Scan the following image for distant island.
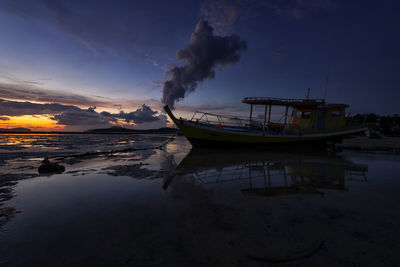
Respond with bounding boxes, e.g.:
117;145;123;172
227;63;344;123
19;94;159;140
87;126;178;134
0;127;32;133
0;126;177;134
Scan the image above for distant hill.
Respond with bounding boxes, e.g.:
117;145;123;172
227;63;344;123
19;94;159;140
0;127;31;133
87;126;178;134
0;126;178;134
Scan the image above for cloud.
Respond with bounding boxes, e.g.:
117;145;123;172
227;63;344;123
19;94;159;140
0;99;80;116
0;116;10;121
0;82;109;107
162;20;247;109
0;72;44;85
112;104;162;124
150;81;164;87
51;104;167;129
200;0;333;29
272;0;333;20
201;0;273;35
200;0;241;35
0;98;166;130
0;0;140;56
1;67;165;112
50;106;114;126
0;82;163;111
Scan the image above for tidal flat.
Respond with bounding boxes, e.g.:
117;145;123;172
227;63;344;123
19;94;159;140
0;133;399;266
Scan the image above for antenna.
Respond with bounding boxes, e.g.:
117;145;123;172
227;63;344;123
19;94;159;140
323;57;332;101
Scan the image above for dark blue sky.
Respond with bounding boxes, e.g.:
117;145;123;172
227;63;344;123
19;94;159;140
0;0;399;130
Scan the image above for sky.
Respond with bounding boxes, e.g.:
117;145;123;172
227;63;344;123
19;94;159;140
0;0;399;131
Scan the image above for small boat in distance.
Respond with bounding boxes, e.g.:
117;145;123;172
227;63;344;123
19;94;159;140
164;97;367;148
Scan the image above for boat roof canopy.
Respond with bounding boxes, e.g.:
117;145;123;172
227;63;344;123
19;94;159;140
243;97;325;106
294;104;349;111
242;97;349;110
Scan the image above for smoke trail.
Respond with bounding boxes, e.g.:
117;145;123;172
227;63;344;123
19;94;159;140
162;20;247;109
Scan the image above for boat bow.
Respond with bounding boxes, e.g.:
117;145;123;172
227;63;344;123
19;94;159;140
164;105;182;127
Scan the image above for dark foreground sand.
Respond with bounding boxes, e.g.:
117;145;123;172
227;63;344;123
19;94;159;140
0;136;399;266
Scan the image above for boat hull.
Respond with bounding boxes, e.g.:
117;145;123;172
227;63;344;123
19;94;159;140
185;136;327;148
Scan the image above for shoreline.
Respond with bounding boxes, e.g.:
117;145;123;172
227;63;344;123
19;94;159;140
339;136;400;152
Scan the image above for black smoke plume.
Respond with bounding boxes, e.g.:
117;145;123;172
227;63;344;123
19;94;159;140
162;20;247;109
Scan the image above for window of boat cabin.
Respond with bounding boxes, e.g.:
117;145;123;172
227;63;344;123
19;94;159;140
292;110;301;117
302;111;311;119
331;110;341;117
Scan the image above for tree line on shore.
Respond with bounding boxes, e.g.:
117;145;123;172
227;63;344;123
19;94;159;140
350;114;400;136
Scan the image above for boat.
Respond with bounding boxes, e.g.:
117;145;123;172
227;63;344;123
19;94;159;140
164;97;367;147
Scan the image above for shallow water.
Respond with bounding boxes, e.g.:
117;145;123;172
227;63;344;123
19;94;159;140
0;134;399;266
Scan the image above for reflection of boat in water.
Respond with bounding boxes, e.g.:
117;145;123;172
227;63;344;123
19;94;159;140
164;148;368;197
164;97;366;147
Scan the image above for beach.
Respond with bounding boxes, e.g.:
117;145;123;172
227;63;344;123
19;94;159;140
0;133;399;266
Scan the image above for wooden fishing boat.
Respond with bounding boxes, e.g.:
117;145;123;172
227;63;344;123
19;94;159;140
164;97;367;147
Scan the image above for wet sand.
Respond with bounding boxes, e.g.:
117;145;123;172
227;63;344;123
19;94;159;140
0;135;399;266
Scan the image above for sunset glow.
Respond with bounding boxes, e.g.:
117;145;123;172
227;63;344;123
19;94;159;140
0;115;64;131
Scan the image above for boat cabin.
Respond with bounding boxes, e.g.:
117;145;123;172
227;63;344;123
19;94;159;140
242;97;349;134
289;104;348;133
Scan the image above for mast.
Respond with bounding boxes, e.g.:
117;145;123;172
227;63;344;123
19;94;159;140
268;105;271;124
249;104;253;124
323;58;332;100
283;105;289;135
263;105;267;136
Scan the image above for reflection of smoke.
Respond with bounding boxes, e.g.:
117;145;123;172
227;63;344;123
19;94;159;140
162;20;247;109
